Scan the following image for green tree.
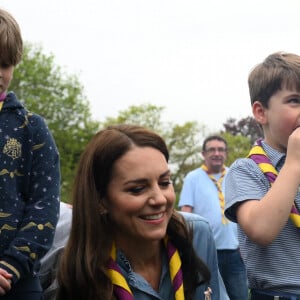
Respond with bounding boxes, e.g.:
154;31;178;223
220;132;252;166
220;116;264;165
10;43;99;202
222;116;263;144
167;122;207;195
100;103;209;199
102;103;166;133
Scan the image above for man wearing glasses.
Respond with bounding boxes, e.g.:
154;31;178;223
179;135;248;300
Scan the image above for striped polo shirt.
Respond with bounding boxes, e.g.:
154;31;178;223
224;141;300;294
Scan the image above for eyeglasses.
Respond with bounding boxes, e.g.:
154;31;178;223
204;147;227;154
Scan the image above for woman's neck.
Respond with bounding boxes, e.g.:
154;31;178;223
117;239;163;290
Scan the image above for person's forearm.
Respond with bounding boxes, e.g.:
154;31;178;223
237;162;300;245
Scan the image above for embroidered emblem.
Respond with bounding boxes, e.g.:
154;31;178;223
15;245;31;253
3;138;22;160
20;221;55;231
0;224;17;235
19;112;33;128
0;212;12;218
0;224;16;234
14;246;37;260
32;143;45;151
0;169;24;178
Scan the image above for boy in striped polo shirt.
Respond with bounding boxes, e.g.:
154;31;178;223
225;52;300;300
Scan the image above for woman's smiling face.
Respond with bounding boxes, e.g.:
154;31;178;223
106;146;175;245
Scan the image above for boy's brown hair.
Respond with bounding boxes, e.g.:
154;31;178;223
248;52;300;108
0;8;23;66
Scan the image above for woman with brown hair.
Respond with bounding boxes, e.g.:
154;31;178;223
56;124;228;300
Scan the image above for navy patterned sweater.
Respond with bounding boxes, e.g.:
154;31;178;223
0;92;60;285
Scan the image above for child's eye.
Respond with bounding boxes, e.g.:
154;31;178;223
288;98;300;104
0;62;11;69
159;180;173;188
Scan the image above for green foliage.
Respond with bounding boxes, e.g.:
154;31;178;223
221;116;261;165
220;132;252;166
167;122;207;194
101;103;166;133
222;116;263;144
9;42;256;204
10;43;99;202
100;103;209;200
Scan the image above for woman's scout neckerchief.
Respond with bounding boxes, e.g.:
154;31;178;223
201;164;228;224
106;237;185;300
248;139;300;227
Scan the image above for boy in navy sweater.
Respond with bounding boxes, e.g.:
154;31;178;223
0;8;60;299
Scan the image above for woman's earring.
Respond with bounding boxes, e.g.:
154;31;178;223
99;201;108;215
100;209;108;215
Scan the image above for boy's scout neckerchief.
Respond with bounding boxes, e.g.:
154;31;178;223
201;164;229;224
248;139;300;227
106;237;185;300
0;92;6;111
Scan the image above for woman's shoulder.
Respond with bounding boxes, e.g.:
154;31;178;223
179;211;211;234
179;211;209;224
179;211;215;250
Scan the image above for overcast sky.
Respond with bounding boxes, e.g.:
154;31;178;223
1;0;300;131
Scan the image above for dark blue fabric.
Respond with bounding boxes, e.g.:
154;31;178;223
217;249;248;300
2;276;43;299
0;92;60;289
251;288;300;300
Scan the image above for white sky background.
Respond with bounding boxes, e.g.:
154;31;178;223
1;0;300;132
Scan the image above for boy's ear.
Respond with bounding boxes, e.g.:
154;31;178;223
252;101;267;125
